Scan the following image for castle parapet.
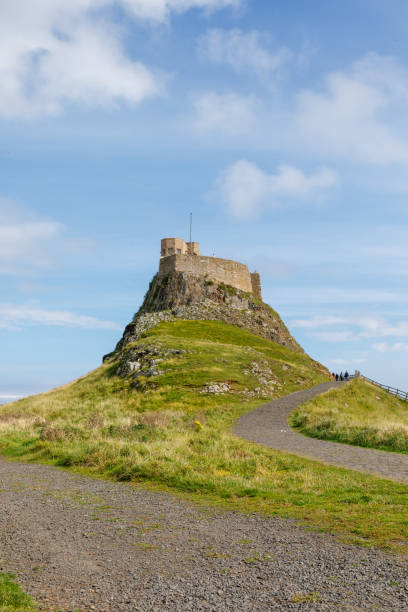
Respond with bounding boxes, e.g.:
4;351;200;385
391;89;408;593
159;253;258;296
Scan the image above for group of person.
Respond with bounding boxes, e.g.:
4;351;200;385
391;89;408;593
331;371;349;381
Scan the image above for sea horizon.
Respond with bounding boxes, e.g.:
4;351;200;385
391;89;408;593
0;394;27;405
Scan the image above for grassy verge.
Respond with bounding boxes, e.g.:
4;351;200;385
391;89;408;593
290;378;408;454
0;573;37;611
0;321;407;552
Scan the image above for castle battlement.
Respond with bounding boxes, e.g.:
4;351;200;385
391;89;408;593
158;237;262;300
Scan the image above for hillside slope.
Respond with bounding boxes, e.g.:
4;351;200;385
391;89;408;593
290;378;408;454
1;321;408;551
0;321;327;475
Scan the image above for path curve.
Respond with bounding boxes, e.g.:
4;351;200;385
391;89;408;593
234;381;408;483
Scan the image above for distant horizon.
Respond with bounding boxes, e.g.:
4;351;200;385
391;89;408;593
0;394;27;405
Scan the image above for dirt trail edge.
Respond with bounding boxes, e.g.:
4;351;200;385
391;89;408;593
234;381;408;483
0;458;407;611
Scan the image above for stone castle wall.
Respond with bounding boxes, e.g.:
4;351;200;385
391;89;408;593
159;254;254;294
250;272;262;301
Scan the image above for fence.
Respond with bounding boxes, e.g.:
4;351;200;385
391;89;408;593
355;374;408;402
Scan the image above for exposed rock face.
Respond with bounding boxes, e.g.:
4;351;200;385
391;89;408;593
114;343;185;388
105;272;303;361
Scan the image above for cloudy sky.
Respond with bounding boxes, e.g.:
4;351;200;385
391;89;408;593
1;0;408;401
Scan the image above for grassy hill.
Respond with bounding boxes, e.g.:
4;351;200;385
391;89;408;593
1;320;408;551
290;378;408;454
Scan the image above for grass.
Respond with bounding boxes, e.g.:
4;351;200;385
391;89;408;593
290;378;408;454
0;320;407;552
291;591;321;604
0;573;38;611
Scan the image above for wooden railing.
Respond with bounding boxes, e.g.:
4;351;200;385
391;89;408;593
356;375;408;401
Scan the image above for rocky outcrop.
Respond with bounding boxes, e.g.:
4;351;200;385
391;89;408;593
104;272;303;362
114;343;185;388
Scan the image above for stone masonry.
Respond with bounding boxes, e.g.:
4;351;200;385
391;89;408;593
159;238;262;300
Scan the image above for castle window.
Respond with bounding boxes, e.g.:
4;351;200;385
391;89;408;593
161;249;165;256
177;249;181;254
168;248;174;255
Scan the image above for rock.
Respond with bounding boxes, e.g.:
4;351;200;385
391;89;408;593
128;361;141;372
113;344;184;383
144;368;162;378
107;272;305;360
201;382;230;395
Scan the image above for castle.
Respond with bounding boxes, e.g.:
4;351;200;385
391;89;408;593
159;237;262;301
104;237;303;361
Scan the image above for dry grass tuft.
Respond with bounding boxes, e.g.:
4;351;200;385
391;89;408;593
40;425;69;442
137;411;177;428
87;413;105;429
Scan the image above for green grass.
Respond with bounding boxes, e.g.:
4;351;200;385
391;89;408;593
290;378;408;454
0;573;38;611
0;320;408;552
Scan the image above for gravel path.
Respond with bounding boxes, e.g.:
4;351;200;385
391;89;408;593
234;381;408;484
0;458;407;611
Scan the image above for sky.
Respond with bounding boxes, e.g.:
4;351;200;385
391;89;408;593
1;0;408;403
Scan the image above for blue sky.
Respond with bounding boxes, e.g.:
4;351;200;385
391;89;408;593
1;0;408;402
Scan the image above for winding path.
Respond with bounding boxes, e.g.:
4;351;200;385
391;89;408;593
234;381;408;484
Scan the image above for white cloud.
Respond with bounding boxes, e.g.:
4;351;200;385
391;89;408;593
311;330;355;343
194;92;258;133
0;221;61;266
0;197;90;275
0;304;120;331
0;0;239;118
291;315;347;329
372;342;408;352
274;288;408;306
0;198;64;270
372;342;388;352
328;357;366;366
359;318;408;338
296;53;408;165
214;159;338;218
198;28;290;78
292;313;408;342
124;0;240;21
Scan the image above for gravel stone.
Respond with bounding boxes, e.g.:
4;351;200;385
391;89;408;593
0;457;407;611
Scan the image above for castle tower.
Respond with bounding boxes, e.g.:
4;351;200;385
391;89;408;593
186;241;201;255
250;272;262;301
161;237;200;257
